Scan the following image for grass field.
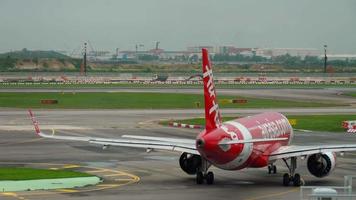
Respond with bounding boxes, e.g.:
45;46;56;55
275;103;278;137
0;168;93;181
0;82;355;89
346;93;356;97
161;114;356;132
0;92;340;109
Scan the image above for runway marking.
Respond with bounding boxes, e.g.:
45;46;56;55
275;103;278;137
1;192;29;200
244;188;298;200
1;192;17;197
114;178;137;181
103;173;125;177
56;189;78;193
62;164;80;169
86;169;109;173
97;184;120;187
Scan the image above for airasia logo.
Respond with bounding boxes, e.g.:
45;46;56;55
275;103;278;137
258;118;290;138
203;65;220;125
203;65;215;98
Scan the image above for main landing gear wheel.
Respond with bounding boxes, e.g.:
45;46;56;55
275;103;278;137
196;171;214;185
206;172;214;185
196;172;204;184
282;157;302;187
283;173;290;186
282;173;301;186
293;173;301;186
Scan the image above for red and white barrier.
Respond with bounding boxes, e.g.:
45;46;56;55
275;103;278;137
347;129;356;133
342;121;356;130
169;122;203;129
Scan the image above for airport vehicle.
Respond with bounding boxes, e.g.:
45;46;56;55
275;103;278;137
29;48;356;186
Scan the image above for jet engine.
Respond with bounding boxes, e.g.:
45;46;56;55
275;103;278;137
307;152;336;178
179;152;202;175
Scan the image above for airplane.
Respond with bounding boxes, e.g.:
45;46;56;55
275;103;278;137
29;48;356;186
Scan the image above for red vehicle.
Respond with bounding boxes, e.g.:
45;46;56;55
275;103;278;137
29;49;356;186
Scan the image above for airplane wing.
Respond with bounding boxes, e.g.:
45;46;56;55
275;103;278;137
28;110;198;155
268;144;356;160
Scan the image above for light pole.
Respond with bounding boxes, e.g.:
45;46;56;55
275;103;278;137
324;45;327;73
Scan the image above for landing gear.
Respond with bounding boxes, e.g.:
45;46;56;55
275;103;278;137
283;173;290;186
196;171;215;185
282;157;302;187
196;172;204;184
206;172;214;185
293;173;301;187
268;164;277;174
196;159;214;185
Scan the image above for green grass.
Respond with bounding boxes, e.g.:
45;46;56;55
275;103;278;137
346;93;356;97
0;82;355;89
161;114;356;132
289;115;356;132
0;92;340;109
0;167;93;181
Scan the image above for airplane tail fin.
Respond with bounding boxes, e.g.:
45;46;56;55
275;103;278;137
202;48;222;132
28;109;41;136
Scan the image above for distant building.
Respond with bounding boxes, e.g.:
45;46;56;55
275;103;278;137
214;46;252;55
88;51;112;61
320;54;356;61
255;48;320;58
187;46;214;53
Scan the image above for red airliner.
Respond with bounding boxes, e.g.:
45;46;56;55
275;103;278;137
29;48;356;186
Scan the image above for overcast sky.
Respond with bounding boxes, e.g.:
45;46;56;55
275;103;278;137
0;0;355;53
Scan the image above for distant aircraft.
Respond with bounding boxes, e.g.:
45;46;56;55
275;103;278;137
29;49;356;186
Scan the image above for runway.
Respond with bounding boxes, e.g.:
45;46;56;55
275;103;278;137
1;109;356;200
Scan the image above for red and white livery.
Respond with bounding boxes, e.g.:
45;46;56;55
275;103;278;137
29;49;356;186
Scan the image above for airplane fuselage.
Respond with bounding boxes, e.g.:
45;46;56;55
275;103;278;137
197;112;293;170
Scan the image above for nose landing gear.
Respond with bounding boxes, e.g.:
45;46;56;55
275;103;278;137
268;164;277;174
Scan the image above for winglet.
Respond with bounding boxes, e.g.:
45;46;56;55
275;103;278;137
202;48;222;132
28;109;41;135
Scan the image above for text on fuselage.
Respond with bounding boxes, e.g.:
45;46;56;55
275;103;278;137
257;118;290;138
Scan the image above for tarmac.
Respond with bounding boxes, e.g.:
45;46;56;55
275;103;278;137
0;108;356;200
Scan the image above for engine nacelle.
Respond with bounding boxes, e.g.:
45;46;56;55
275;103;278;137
179;152;202;175
307;152;336;178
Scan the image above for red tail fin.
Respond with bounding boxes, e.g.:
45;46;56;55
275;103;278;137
202;48;221;132
28;109;41;135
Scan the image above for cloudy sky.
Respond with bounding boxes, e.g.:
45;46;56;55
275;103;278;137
0;0;355;53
